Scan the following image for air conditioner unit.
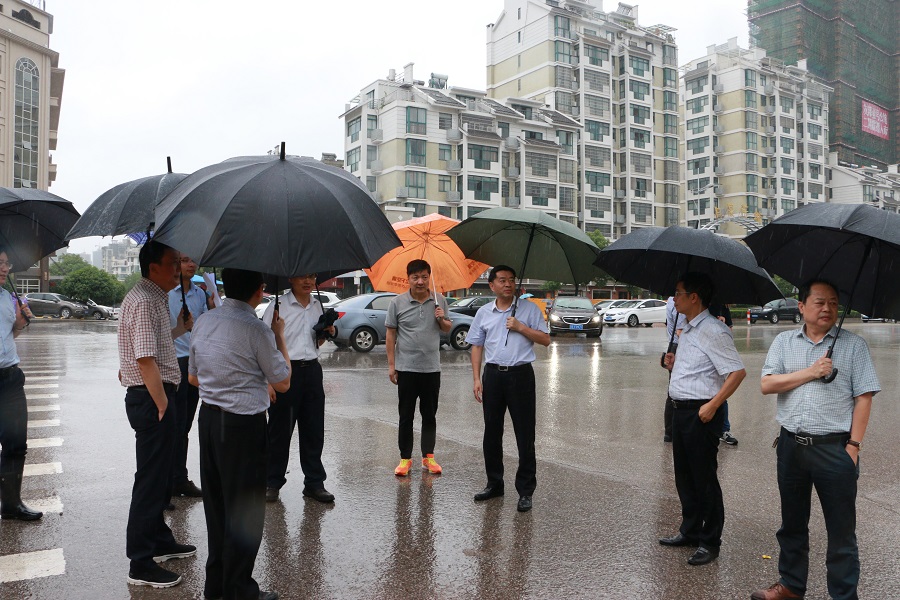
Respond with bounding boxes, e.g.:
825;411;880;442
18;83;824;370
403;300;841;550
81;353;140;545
714;126;724;134
764;84;775;95
446;191;462;204
396;187;410;199
505;167;520;178
765;147;776;155
713;104;723;113
615;190;625;198
766;187;776;197
505;137;520;150
446;160;462;172
368;129;384;144
370;160;383;173
507;196;520;207
713;84;724;93
766;126;776;134
615;215;625;223
714;167;724;175
714;186;724;195
714;145;725;154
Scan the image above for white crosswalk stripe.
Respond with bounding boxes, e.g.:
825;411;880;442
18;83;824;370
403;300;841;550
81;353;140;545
0;549;66;583
27;404;60;413
27;393;59;400
27;419;60;428
23;462;62;477
23;495;64;515
24;383;58;389
22;370;63;375
23;375;59;381
27;437;63;448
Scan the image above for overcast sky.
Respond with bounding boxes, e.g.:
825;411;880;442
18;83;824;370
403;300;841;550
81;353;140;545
47;0;749;255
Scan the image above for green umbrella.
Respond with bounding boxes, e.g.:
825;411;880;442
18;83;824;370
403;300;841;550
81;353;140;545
447;207;603;318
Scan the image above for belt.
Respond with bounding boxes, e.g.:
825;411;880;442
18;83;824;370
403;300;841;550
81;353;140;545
782;427;849;446
0;365;19;378
128;383;177;394
669;398;710;408
202;402;225;413
485;363;532;373
292;358;319;368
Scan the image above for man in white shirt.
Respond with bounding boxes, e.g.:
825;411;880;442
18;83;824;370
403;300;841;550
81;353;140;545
262;274;335;504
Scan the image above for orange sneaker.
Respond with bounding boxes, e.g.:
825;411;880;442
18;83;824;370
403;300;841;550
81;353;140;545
422;454;442;474
394;459;412;477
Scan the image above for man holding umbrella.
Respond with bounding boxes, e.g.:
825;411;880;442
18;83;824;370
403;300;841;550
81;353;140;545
167;255;215;501
466;265;550;513
659;272;745;566
751;279;879;600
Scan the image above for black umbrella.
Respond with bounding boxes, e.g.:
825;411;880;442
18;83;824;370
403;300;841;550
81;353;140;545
152;143;402;312
595;226;782;357
66;157;187;240
745;203;900;382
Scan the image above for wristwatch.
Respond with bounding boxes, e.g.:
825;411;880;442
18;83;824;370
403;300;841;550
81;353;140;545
846;439;862;449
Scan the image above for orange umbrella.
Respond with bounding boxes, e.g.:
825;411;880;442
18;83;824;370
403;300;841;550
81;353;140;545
365;214;489;294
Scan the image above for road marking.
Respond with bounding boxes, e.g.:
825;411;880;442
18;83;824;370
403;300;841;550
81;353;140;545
22;370;63;375
24;384;58;390
24;375;59;381
28;394;59;400
24;495;63;514
0;548;66;582
27;419;60;428
23;462;62;476
28;404;60;412
27;437;63;448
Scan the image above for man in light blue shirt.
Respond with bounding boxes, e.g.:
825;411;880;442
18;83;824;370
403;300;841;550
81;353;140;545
663;296;687;442
466;265;550;513
660;272;746;567
167;256;214;499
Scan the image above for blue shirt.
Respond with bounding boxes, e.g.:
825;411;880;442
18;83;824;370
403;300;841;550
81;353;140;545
188;299;291;415
0;289;20;368
665;297;686;344
169;283;209;358
762;326;880;435
466;298;548;366
668;310;744;400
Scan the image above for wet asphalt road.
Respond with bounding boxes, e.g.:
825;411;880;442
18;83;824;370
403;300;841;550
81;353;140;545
1;319;899;600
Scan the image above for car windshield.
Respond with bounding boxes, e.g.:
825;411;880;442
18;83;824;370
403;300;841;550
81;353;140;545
453;297;477;307
554;297;594;309
57;295;73;302
764;300;779;308
595;301;613;310
616;300;641;309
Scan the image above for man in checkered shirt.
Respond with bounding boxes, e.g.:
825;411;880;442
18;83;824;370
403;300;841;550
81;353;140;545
752;280;880;600
118;240;196;589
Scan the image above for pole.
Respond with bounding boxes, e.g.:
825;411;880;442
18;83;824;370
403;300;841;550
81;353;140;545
747;308;751;325
506;224;536;346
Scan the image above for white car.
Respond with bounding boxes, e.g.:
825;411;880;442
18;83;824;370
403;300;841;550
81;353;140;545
603;298;668;328
254;291;341;319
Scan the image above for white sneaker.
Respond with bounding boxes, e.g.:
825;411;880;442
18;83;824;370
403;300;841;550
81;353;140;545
720;431;738;446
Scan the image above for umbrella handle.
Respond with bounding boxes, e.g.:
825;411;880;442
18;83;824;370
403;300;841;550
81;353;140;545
822;347;838;383
8;274;30;325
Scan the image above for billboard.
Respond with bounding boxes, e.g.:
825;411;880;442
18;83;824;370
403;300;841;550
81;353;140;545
861;100;889;140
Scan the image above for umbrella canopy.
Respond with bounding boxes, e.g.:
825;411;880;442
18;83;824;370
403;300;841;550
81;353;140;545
66;157;187;240
595;226;782;305
744;203;900;320
191;274;222;285
152;146;402;278
0;187;80;271
365;214;489;294
446;207;603;285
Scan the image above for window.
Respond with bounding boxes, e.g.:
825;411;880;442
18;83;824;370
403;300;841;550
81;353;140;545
439;144;452;161
510;104;533;120
557;130;574;155
632;105;650;125
585;196;611;217
664;160;679;181
468;176;499;201
780;97;794;113
367;115;377;135
664;184;679;204
555;40;574;64
664;137;678;158
347;117;361;142
631;202;651;222
468;144;499;169
585;171;611;192
346;147;360;172
808;123;822;140
746;132;758;150
630;56;650;77
366;176;376;193
688;178;711;194
863;185;874;203
746;196;759;214
630;128;650;149
526;181;556;206
559;187;575;211
523;130;543;140
663;68;677;88
686;96;709;114
782;199;796;212
781;157;793;175
686;136;710;155
687;157;709;175
584;146;611;168
686;75;707;94
686;116;709;134
744;90;757;108
631;152;652;174
663;45;677;64
746;153;758;170
498;121;510;139
780;137;794;153
810;164;821;180
406;171;426;198
525;152;556;178
631;178;649;198
438;113;453;130
584;45;608;66
664;114;677;134
367;145;378;167
585;120;609;141
585;95;610;118
745;69;757;87
745;111;758;130
746;174;758;192
403;203;426;218
559;159;575;184
807;103;822;119
781;178;795;195
438;175;452;192
630;80;650;101
406;107;427;134
406;139;426;166
555;15;571;37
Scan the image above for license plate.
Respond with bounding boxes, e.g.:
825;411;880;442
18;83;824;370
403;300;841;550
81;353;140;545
569;324;584;330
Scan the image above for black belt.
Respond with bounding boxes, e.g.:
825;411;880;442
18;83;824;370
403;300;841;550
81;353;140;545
292;359;318;368
485;363;532;373
0;365;19;379
128;383;177;394
202;402;225;413
669;398;710;409
782;427;849;446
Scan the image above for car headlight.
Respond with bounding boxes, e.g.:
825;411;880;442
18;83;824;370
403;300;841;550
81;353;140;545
590;315;601;323
549;314;561;322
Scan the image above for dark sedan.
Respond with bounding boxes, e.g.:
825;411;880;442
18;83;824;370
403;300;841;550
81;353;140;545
749;298;801;324
547;296;602;337
448;296;495;317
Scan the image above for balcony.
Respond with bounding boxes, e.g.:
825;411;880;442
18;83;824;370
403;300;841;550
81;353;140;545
368;129;383;144
447;129;463;142
446;160;462;173
504;167;520;178
446;191;462;204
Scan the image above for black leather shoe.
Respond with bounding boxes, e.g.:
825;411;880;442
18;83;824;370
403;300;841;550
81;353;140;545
687;546;719;566
517;495;533;512
265;488;279;503
659;533;700;547
474;486;504;501
0;502;43;521
303;488;335;503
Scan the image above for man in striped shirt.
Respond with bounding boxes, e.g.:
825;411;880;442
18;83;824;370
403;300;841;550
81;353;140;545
659;272;746;566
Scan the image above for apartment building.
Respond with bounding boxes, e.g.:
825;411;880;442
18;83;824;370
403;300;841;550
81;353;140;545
827;152;900;213
340;63;581;225
486;0;680;239
680;39;832;236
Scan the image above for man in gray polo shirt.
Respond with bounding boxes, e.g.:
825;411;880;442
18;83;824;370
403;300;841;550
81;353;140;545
385;259;451;477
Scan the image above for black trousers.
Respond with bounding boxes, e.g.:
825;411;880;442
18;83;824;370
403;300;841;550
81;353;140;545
172;355;200;486
125;387;178;569
397;371;440;459
481;364;537;497
266;361;326;490
199;404;267;600
776;429;859;600
0;367;27;477
671;399;725;549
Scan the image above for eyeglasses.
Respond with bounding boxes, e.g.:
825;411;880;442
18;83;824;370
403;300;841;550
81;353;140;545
261;283;267;291
673;290;693;297
0;261;13;270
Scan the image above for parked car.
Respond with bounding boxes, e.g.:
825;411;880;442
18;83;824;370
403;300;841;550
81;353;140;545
749;298;801;324
547;296;602;337
593;299;633;320
449;296;495;317
331;292;474;352
860;314;896;323
603;298;667;328
86;299;116;320
23;293;88;319
254;291;341;320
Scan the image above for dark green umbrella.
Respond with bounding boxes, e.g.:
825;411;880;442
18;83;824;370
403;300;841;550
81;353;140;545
446;207;603;318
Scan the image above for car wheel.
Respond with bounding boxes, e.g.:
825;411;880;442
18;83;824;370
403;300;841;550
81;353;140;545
549;331;557;337
769;313;779;324
588;330;601;338
793;313;801;324
92;311;104;320
627;314;639;328
60;307;72;319
643;323;653;328
750;319;757;324
450;325;470;350
349;327;376;352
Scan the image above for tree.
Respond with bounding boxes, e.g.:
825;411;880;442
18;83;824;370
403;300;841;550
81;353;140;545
587;229;610;251
122;272;142;295
49;254;91;277
57;266;125;305
773;275;797;298
542;280;562;294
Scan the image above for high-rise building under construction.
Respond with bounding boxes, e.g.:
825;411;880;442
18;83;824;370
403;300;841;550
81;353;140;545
748;0;898;168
